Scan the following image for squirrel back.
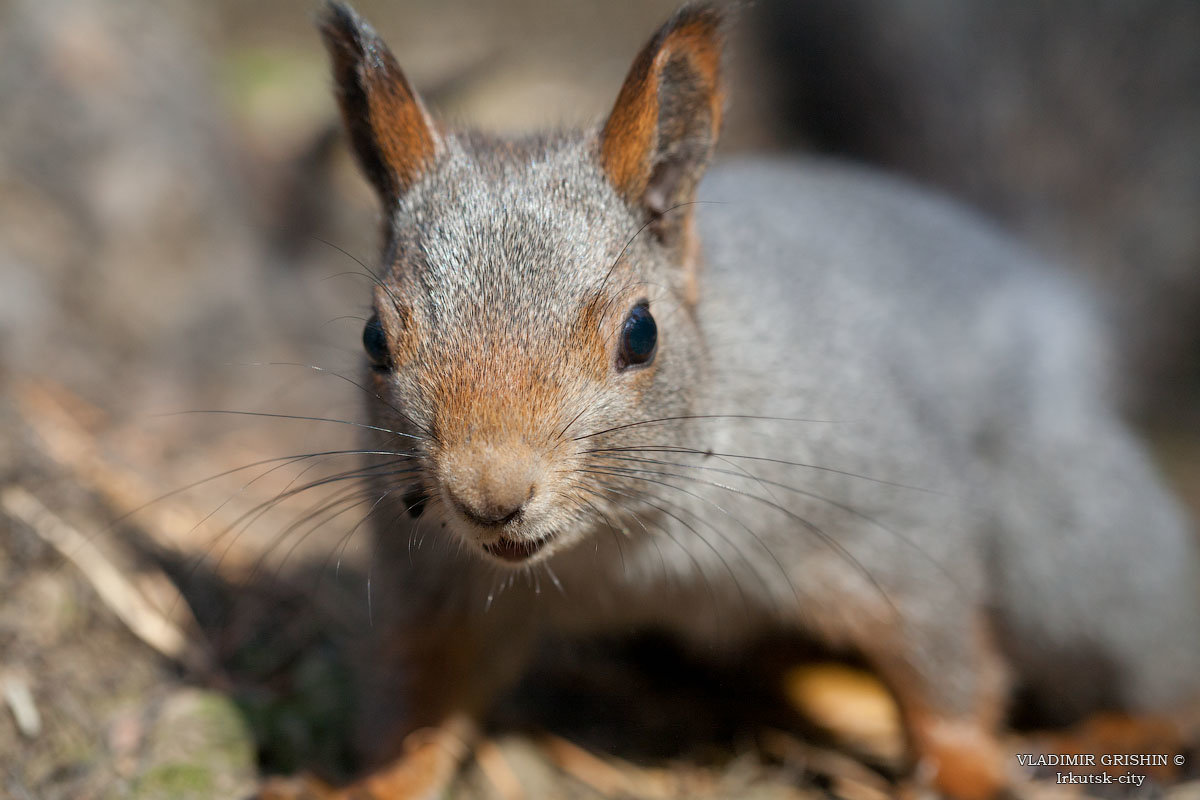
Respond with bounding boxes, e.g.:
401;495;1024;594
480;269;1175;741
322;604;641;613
693;158;1200;721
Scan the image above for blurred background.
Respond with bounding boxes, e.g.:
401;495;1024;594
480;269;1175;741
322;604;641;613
1;1;1198;798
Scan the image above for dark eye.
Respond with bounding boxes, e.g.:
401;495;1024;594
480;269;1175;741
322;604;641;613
617;303;657;370
363;313;392;371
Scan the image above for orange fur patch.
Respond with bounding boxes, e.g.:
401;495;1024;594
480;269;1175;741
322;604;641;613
432;342;567;451
320;4;439;200
908;715;1009;800
600;7;724;204
363;54;438;193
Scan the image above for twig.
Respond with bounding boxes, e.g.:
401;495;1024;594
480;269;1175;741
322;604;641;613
760;727;894;799
15;378;232;562
539;733;674;798
474;738;526;800
1;484;213;674
1;674;42;738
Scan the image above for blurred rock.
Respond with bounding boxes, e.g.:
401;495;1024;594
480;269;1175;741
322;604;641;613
123;688;256;800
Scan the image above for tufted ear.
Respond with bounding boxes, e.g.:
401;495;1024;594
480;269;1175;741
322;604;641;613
600;4;725;242
320;1;441;206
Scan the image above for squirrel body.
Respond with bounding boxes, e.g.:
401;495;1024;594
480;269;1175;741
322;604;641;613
623;157;1199;718
308;4;1200;798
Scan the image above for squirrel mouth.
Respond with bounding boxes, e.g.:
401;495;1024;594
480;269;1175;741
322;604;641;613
483;535;548;563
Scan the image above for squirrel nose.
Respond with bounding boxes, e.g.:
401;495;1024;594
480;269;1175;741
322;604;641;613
452;496;526;527
440;443;539;527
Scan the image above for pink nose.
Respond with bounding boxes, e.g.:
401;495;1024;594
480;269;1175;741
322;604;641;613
440;442;539;527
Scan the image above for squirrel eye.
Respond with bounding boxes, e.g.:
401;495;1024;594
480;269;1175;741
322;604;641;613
617;303;657;370
362;313;392;371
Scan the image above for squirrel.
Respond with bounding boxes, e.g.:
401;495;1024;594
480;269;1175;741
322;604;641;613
262;3;1200;798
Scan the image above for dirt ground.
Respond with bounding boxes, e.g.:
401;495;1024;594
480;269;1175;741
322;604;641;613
2;1;1199;799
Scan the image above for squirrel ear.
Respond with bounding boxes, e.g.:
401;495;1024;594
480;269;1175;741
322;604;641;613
320;1;440;204
600;3;724;237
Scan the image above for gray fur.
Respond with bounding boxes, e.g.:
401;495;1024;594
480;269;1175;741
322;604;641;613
363;142;1200;728
333;3;1200;765
691;159;1200;720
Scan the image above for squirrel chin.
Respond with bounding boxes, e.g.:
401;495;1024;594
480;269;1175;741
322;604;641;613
479;533;553;565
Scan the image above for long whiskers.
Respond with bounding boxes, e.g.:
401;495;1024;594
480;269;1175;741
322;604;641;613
580;477;734;623
581;469;798;616
234;361;433;438
310;234;407;328
590;474;797;621
588;451;958;586
586;443;935;494
165;408;422;441
586;462;899;617
195;459;421;583
575;414;847;442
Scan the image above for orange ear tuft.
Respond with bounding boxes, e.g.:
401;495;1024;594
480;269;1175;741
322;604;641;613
320;1;441;204
600;4;725;234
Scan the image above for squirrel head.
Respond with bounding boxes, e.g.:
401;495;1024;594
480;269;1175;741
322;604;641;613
321;2;725;565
